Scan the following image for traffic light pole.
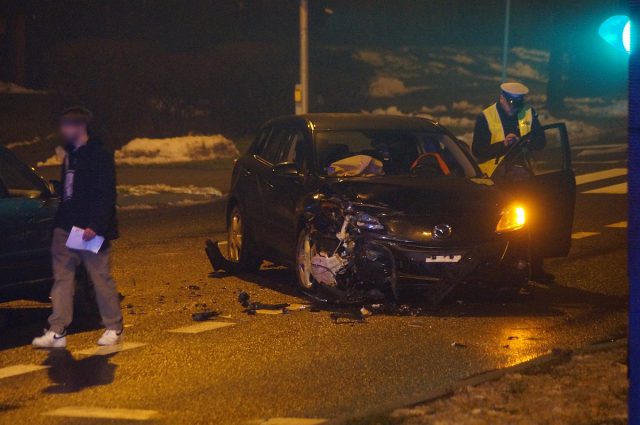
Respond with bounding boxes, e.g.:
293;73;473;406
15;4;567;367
501;0;511;82
299;0;309;114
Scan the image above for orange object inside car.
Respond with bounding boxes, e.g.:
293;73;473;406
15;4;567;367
410;152;451;175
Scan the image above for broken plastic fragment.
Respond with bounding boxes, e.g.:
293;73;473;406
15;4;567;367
330;311;367;324
238;291;251;307
192;311;220;321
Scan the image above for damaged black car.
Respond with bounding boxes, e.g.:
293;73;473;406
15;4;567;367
218;114;575;302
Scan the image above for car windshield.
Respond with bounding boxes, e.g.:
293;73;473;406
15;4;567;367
315;130;478;178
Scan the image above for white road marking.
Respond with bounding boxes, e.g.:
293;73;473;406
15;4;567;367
44;406;159;421
255;309;286;315
571;143;627;150
0;364;49;380
73;342;146;357
582;182;628;195
606;221;628;228
571;232;601;240
577;147;627;157
169;321;236;334
288;303;311;311
574;168;627;185
250;419;327;425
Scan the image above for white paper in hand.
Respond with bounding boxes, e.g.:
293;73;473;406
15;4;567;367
65;226;105;254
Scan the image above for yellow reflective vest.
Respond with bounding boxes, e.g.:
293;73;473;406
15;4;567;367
478;103;533;177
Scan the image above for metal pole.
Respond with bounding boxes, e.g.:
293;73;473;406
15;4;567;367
299;0;309;114
501;0;511;82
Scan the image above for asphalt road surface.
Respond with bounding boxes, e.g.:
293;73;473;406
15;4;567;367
0;140;628;425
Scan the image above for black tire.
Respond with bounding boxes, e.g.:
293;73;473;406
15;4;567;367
227;205;262;272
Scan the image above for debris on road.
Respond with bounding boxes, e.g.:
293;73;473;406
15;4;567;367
330;311;368;324
205;239;240;273
191;311;220;321
451;342;467;348
187;285;201;291
238;291;251;307
237;291;292;315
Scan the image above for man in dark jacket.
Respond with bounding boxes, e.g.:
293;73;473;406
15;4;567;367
33;107;123;348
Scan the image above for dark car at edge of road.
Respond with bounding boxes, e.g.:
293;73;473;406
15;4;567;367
224;113;576;303
0;145;58;300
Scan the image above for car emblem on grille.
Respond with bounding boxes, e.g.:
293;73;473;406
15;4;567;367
433;224;453;239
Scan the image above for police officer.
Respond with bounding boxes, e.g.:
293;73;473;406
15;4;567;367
472;82;545;176
472;82;553;283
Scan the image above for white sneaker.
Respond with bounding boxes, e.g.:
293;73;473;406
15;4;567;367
97;329;123;346
32;330;67;349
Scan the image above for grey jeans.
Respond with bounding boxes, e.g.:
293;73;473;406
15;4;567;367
48;228;123;334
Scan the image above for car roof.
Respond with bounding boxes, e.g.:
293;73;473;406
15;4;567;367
264;113;445;132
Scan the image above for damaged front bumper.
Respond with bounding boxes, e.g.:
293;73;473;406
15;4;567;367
360;231;529;287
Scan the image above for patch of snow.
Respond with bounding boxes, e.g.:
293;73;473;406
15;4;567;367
353;50;385;67
490;62;546;82
565;98;627;118
118;204;157;211
369;75;428;98
511;47;550;63
368;106;407;116
37;146;67;167
367;103;605;145
538;110;604;144
117;184;222;197
37;134;239;167
452;101;484;115
422;115;476;129
6;137;41;150
0;81;47;94
115;134;238;165
450;54;475;65
419;105;448;114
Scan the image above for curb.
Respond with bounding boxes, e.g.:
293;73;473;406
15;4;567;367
323;337;627;425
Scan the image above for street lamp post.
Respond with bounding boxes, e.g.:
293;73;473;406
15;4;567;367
501;0;511;82
298;0;309;114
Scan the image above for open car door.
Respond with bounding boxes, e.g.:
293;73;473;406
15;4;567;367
492;123;576;258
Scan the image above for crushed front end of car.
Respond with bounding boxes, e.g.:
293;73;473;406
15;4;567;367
298;193;530;303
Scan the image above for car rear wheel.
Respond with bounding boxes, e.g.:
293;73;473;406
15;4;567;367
227;205;261;272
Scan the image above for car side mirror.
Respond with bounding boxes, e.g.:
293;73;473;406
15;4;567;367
48;179;61;196
272;162;301;178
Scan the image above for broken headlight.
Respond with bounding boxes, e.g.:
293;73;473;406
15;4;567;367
355;212;384;230
496;205;526;233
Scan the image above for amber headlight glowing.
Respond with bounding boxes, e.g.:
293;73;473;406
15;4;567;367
496;205;526;233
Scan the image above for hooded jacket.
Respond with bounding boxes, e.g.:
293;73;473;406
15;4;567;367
54;138;119;242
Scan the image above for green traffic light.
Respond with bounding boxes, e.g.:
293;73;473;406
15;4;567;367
599;15;631;54
623;20;631;53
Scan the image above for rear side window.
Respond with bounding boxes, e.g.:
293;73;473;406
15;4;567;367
251;127;272;156
260;127;293;164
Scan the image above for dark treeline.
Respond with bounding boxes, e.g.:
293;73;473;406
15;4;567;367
0;0;628;148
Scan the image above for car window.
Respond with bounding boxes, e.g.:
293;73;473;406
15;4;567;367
260;127;292;164
251;127;273;156
315;130;478;178
288;130;307;172
0;150;46;198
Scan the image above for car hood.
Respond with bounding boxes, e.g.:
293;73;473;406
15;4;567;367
321;175;509;244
